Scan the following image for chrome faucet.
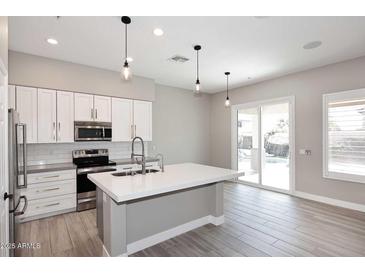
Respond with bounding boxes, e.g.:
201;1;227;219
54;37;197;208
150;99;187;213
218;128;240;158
155;153;164;172
131;136;146;175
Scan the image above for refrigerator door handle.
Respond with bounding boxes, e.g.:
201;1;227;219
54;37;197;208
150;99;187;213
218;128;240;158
14;196;28;216
16;123;27;189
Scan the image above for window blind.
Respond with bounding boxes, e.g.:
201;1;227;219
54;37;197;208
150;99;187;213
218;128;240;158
327;99;365;176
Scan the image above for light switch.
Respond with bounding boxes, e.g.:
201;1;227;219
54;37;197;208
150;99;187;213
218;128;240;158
299;149;311;155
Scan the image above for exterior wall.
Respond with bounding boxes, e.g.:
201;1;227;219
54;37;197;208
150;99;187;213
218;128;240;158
210;56;365;205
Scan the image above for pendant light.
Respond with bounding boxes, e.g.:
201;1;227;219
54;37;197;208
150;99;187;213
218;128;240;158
121;16;132;81
194;45;201;93
225;72;231;107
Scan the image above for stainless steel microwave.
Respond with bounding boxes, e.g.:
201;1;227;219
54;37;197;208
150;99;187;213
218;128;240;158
74;121;112;141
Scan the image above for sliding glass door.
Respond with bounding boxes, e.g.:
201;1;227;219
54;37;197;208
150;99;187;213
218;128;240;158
232;97;294;193
237;107;260;184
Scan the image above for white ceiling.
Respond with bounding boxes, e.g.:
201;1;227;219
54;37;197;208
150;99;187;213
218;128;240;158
8;16;365;93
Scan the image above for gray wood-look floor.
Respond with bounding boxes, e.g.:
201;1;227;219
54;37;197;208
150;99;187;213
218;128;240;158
16;182;365;257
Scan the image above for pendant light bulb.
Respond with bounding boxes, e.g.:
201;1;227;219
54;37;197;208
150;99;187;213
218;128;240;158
195;79;200;92
122;60;132;81
225;97;230;107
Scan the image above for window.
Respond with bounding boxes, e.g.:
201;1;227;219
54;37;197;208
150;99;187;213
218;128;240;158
323;89;365;183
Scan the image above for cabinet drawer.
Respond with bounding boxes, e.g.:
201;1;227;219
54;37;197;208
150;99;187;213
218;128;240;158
17;194;76;221
20;169;76;185
20;179;76;201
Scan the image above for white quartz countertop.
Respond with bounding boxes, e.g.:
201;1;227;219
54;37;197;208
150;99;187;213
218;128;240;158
88;163;244;203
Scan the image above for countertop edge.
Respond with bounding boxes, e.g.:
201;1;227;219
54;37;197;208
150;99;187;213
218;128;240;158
89;171;244;203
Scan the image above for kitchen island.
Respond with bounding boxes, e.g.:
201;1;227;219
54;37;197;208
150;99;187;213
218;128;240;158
88;163;244;257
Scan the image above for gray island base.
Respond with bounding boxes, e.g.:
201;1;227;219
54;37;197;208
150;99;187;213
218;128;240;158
97;182;224;256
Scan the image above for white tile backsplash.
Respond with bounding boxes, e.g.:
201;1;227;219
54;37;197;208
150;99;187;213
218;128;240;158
27;141;149;165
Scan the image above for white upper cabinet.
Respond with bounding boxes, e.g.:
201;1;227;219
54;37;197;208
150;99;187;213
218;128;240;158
8;85;16;110
133;100;152;141
57;91;74;142
112;98;133;141
14;85;152;144
38;89;57;143
16;86;38;143
94;95;111;122
74;93;94;121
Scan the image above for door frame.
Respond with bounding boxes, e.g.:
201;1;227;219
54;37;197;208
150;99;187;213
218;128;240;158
231;96;295;194
0;57;9;256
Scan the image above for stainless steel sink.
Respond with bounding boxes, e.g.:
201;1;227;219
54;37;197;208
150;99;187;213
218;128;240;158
111;169;160;177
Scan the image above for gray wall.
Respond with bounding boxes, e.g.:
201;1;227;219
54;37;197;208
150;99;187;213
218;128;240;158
210;56;365;205
8;51;155;101
0;17;7;69
152;84;211;165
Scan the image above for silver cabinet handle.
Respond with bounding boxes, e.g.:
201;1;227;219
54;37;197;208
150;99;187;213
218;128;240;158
131;125;134;139
134;125;137;136
91;109;94;119
58;122;61;141
37;175;60;180
95;109;98;119
36;187;60;193
36;202;60;209
53;122;56;141
14;195;28;216
123;167;132;170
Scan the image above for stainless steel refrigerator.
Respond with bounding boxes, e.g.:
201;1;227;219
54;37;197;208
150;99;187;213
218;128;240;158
7;109;28;257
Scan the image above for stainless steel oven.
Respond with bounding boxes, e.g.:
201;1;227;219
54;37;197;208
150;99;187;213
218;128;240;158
73;149;116;211
74;121;112;141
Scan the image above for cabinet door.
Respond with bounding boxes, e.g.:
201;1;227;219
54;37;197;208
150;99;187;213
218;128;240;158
133;100;152;141
8;85;16;110
16;86;38;143
112;98;133;141
94;95;111;122
38;89;57;143
57;91;74;142
74;93;94;121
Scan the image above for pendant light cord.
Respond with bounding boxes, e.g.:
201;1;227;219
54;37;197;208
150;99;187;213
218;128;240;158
226;74;229;97
125;24;128;61
196;50;199;80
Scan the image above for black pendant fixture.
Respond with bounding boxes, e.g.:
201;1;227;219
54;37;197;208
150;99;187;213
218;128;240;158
194;45;201;93
225;72;231;107
121;16;132;81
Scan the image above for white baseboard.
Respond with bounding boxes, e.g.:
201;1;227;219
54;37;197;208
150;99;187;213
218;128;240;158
102;244;127;257
294;191;365;213
126;214;224;256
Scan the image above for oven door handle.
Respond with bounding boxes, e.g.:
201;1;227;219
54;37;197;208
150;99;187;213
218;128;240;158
77;168;117;175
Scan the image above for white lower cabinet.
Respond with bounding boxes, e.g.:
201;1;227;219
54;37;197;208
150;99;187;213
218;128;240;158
17;194;76;222
17;169;76;222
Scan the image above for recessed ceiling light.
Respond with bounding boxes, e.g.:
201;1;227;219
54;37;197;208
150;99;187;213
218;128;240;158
153;28;164;36
303;41;322;50
126;57;133;62
46;38;58;45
